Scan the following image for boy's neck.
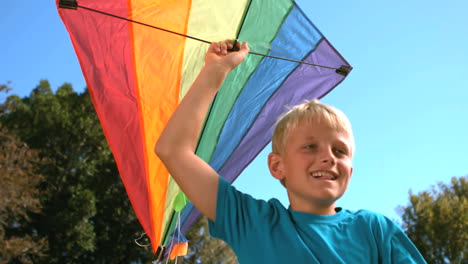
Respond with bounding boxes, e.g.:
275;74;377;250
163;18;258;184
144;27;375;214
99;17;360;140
289;201;337;215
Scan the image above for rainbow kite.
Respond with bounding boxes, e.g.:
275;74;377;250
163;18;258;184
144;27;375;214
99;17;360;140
57;0;351;259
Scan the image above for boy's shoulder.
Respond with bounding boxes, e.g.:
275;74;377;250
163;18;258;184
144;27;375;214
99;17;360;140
342;209;406;240
343;208;393;220
346;208;385;219
343;209;398;227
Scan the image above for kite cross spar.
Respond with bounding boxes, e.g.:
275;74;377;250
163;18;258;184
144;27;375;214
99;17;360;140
57;0;352;261
58;0;352;76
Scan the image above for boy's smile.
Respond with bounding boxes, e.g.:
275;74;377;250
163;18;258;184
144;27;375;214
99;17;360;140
268;120;353;215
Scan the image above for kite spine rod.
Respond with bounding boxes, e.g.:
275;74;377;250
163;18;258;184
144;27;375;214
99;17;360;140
59;1;351;76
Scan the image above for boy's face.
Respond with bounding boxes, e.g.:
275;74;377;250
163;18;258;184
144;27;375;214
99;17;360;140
268;120;353;214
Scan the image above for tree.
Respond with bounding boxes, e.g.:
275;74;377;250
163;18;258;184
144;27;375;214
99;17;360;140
0;81;12;115
1;81;153;263
1;82;47;263
398;176;468;264
0;125;48;263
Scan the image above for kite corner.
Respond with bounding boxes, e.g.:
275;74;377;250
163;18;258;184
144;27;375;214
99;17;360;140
59;0;78;10
335;65;352;77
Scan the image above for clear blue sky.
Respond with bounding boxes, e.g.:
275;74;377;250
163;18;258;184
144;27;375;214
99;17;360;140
1;1;467;222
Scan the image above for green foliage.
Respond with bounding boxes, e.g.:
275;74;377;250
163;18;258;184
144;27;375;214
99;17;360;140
0;82;12;93
0;81;153;263
399;176;468;264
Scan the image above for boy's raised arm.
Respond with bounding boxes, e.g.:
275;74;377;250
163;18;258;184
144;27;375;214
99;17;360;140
155;40;249;221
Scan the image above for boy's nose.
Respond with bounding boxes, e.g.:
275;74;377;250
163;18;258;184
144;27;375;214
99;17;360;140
321;157;335;165
320;150;336;164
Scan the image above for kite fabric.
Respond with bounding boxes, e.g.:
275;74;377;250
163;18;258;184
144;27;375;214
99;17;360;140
57;0;352;256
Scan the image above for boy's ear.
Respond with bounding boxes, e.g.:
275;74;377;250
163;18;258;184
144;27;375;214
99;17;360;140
268;152;285;181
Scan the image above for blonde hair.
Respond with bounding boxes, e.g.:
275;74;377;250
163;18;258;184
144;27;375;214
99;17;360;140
272;99;355;156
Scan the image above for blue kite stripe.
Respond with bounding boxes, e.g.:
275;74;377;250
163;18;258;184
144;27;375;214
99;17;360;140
209;6;323;170
218;38;350;183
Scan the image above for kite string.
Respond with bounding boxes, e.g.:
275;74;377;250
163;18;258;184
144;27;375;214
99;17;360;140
134;232;151;247
163;211;182;264
165;236;173;264
175;214;180;264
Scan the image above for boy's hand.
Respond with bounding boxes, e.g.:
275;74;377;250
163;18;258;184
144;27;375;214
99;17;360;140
205;40;249;73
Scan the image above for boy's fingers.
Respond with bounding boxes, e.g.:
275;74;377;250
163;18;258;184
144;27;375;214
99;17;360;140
226;40;234;51
219;41;228;55
209;39;247;55
240;41;249;52
237;41;249;56
208;42;219;53
236;41;242;50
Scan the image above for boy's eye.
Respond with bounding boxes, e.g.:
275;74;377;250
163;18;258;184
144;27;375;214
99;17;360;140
333;148;347;155
304;144;317;149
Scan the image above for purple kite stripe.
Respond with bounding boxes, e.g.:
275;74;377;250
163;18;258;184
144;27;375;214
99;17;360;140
218;38;350;182
181;38;351;234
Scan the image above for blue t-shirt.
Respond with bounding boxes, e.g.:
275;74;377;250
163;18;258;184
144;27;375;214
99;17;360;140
209;178;426;264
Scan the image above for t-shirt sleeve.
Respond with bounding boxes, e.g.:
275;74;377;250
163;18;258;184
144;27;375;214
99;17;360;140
373;214;427;263
389;230;427;263
208;177;277;251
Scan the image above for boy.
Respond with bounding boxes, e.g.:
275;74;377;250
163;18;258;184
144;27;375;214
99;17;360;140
155;40;426;263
